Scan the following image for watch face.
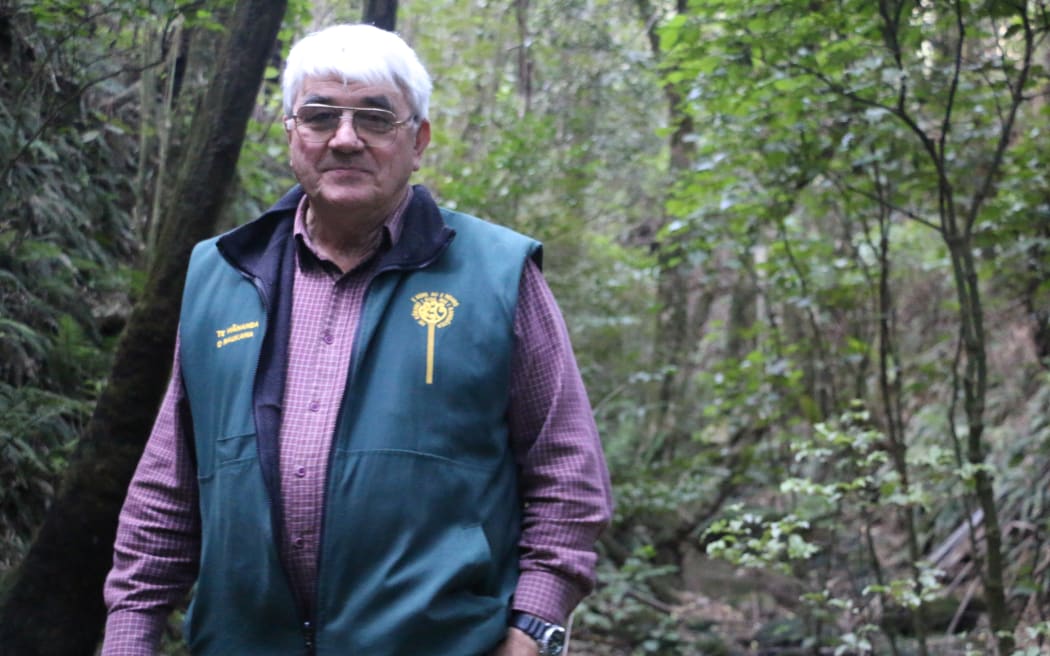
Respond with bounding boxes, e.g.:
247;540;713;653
541;626;566;656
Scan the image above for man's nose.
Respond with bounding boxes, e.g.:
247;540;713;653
329;116;364;148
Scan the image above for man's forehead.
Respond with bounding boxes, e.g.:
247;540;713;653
297;77;403;108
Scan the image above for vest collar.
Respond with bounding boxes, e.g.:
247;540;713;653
216;184;456;286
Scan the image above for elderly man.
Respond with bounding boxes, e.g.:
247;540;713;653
101;23;612;656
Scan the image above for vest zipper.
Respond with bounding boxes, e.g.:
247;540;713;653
245;269;318;655
303;620;316;652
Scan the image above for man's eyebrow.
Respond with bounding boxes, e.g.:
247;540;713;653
357;95;395;111
300;94;334;106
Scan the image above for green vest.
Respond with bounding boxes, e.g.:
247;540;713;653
177;186;540;655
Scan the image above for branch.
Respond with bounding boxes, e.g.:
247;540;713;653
876;0;909;115
13;3;134;108
787;60;947;189
938;2;965;170
964;4;1035;235
625;589;676;614
0;19;179;184
824;170;942;232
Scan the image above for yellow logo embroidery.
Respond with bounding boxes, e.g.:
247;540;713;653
411;292;459;384
214;320;259;349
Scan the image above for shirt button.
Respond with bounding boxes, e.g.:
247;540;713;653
308;400;320;412
293;537;305;549
296;466;307;478
322;331;334;345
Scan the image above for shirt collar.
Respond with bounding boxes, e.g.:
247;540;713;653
293;189;412;273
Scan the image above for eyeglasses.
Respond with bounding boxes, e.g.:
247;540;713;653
285;104;415;145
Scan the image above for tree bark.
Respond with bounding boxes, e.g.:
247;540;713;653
363;0;398;31
0;1;287;653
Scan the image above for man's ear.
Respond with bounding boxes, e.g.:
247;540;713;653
412;119;431;171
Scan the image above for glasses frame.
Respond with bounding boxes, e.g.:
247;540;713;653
284;103;416;145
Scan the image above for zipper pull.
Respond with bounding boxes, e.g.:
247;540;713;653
303;620;316;650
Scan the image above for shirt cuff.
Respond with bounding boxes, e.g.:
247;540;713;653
512;569;585;625
100;609;167;656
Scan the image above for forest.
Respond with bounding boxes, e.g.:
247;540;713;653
1;0;1049;654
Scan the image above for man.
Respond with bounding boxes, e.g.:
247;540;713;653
102;23;612;656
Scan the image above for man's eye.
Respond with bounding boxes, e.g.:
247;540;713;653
301;109;339;125
355;110;395;132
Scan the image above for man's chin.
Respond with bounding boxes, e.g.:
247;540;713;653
314;189;381;215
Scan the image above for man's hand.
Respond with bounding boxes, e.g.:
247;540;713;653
490;627;540;656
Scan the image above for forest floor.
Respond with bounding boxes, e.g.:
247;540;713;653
567;588;992;656
564;553;1005;656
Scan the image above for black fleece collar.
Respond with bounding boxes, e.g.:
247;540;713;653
216;183;456;288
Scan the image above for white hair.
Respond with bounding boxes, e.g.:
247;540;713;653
281;24;433;120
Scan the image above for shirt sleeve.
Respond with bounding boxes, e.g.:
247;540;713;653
508;258;614;625
101;336;201;656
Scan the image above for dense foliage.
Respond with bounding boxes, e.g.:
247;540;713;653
1;0;1049;654
0;0;148;570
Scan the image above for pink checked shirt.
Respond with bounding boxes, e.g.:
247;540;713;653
101;190;613;654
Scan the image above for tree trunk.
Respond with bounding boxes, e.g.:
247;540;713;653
1024;217;1050;368
632;0;708;464
0;1;287;653
363;0;398;31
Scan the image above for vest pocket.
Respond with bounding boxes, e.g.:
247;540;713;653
215;431;258;466
189;439;299;656
196;431;258;482
317;448;517;640
324;448;497;565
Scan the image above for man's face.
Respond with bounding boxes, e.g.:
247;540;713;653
287;75;430;221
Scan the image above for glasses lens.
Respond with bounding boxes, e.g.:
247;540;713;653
296;106;341;141
352;109;397;136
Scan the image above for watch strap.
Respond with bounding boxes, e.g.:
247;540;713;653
510;612;565;656
511;611;547;639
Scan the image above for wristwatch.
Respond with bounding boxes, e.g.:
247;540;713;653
510;612;566;656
